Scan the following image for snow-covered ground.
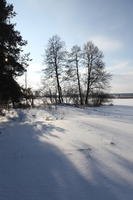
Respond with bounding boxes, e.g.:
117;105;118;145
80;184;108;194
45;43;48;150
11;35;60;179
0;100;133;200
113;98;133;106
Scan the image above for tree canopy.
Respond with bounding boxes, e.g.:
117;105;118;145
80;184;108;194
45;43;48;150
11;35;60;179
0;0;30;105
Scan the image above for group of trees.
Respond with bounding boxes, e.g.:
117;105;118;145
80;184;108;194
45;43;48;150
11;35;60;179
42;35;111;105
0;0;30;107
0;0;111;108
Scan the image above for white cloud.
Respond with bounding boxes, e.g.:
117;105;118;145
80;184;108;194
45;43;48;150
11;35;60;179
90;36;123;51
117;71;133;75
107;61;133;92
107;61;130;72
17;62;43;90
111;73;133;93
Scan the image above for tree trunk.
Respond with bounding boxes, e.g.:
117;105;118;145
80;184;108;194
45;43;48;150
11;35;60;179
85;64;91;105
76;56;83;105
85;54;93;105
55;63;63;104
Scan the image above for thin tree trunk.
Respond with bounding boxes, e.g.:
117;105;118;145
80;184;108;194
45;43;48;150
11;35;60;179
85;79;90;104
85;54;93;105
56;74;62;103
55;63;62;104
76;56;83;105
85;63;91;105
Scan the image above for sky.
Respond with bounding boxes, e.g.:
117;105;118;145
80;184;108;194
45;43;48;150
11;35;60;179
8;0;133;93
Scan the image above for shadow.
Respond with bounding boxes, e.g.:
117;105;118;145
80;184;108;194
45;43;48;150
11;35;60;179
85;105;133;123
0;116;133;200
106;150;133;176
33;121;65;139
0;119;117;200
78;144;133;200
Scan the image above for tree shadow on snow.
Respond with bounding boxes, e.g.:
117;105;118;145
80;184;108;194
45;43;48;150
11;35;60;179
78;145;133;200
0;119;133;200
33;121;65;139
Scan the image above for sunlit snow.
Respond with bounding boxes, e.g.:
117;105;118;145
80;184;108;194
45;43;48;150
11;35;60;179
0;99;133;200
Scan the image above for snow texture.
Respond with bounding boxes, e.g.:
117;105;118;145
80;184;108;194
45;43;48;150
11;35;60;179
0;99;133;200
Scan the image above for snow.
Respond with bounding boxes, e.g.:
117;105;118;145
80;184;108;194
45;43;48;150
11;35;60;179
113;98;133;106
0;100;133;200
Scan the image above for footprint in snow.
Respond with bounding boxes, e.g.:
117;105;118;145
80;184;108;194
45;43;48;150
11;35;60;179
77;147;92;152
110;141;116;146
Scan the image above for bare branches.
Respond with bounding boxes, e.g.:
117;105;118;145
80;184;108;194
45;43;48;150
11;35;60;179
42;36;112;106
83;41;111;104
43;35;67;103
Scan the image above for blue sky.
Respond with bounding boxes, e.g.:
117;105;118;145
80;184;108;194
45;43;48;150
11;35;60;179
8;0;133;92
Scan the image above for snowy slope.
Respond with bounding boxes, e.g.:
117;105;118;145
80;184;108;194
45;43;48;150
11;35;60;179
0;101;133;200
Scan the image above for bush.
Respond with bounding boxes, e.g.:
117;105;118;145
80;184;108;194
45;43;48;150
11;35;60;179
91;92;111;106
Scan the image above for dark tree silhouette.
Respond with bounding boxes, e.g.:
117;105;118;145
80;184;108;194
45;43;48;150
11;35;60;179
0;0;30;105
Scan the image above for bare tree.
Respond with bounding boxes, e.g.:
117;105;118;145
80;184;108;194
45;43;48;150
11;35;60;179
83;41;111;105
42;38;111;106
66;45;83;105
43;35;66;103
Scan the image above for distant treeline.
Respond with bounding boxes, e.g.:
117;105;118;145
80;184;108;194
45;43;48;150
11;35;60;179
111;93;133;99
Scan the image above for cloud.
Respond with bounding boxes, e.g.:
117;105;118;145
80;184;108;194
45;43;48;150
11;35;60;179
90;36;123;51
105;60;133;92
17;62;43;90
108;61;133;92
107;61;130;72
117;71;133;75
111;73;133;93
